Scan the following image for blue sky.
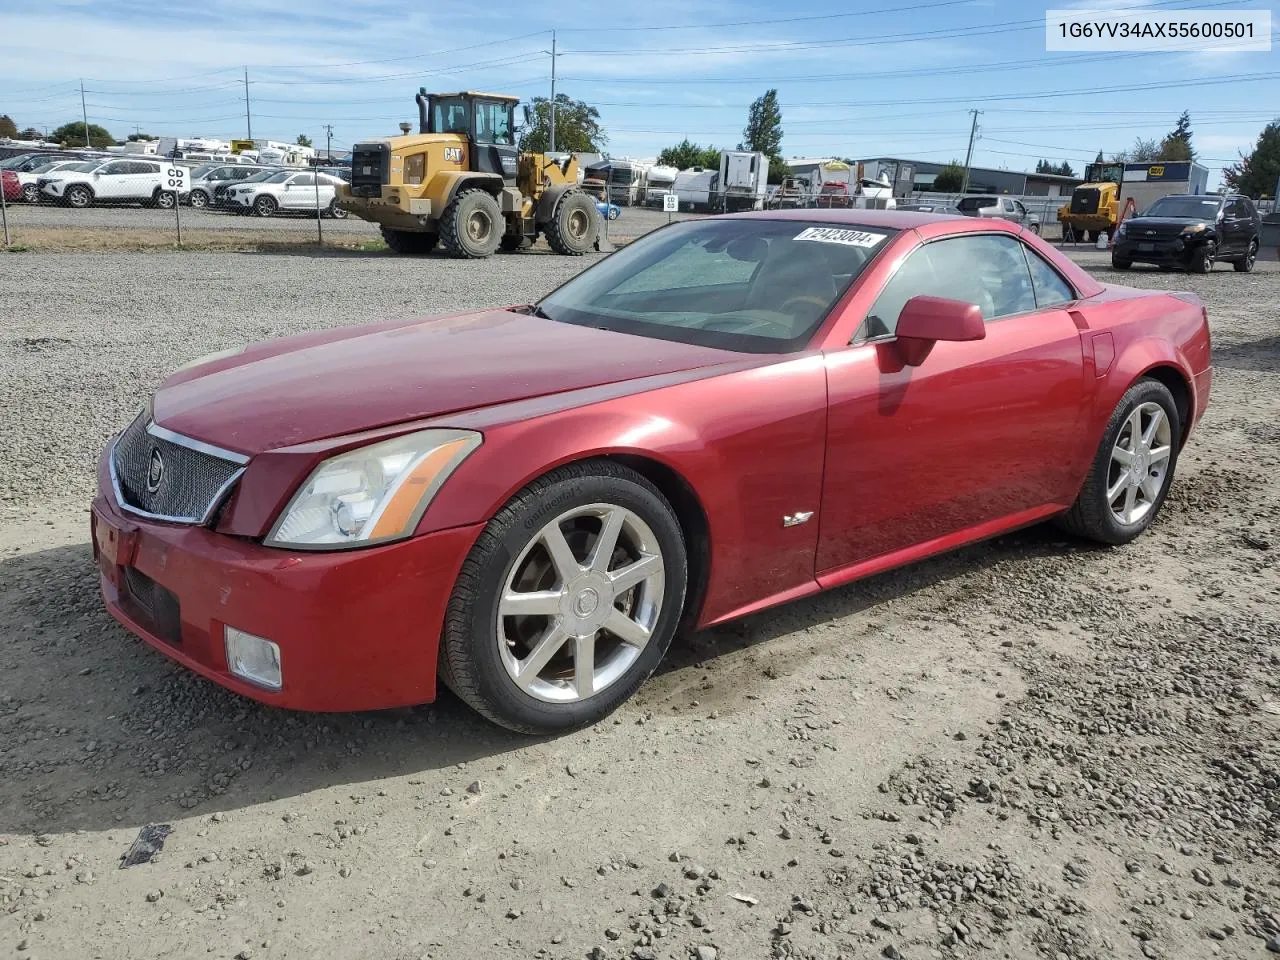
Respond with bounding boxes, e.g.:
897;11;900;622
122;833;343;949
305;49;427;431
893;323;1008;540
1;0;1277;185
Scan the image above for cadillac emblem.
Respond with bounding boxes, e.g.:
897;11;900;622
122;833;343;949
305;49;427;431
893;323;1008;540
146;447;165;493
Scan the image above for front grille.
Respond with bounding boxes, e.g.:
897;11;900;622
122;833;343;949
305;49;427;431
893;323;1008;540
1071;189;1100;215
350;142;389;198
111;414;245;524
1132;223;1187;240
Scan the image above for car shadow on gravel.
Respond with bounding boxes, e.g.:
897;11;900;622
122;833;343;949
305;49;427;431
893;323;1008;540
1214;335;1280;373
0;524;1096;836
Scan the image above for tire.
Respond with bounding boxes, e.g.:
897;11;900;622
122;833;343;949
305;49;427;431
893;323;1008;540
609;207;620;221
440;460;689;734
1189;243;1213;274
1234;238;1257;273
253;195;278;218
65;184;92;209
439;188;503;258
380;226;438;255
189;190;210;209
1111;255;1132;270
1056;379;1181;546
154;190;176;210
499;234;526;253
544;190;599;256
327;200;348;219
21;183;39;204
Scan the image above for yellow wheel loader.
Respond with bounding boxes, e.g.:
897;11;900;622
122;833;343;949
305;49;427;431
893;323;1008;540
337;90;600;259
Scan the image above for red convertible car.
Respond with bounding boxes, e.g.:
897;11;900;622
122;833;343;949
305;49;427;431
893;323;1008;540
92;210;1211;733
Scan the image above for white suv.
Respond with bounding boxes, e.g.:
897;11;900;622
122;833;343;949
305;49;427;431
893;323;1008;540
41;158;184;209
224;170;348;218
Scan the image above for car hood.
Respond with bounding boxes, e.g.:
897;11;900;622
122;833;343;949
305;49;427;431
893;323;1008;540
1124;216;1212;229
151;309;742;455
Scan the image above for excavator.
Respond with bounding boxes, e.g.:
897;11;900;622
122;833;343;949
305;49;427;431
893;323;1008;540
337;89;600;259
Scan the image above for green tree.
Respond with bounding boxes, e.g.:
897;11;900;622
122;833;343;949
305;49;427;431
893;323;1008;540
0;115;17;139
1129;137;1160;162
1159;110;1194;160
1054;161;1075;177
1222;119;1280;198
518;94;607;153
932;160;965;192
51;121;114;148
767;155;791;185
296;133;313;148
657;138;721;170
127;132;156;142
742;89;783;159
18;128;43;141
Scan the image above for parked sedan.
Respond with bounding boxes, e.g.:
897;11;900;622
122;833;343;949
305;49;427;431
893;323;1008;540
92;211;1210;733
224;170;348;217
15;159;82;202
596;200;621;221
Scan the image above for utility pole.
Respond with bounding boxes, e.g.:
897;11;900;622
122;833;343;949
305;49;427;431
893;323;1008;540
324;124;334;162
80;79;90;147
960;108;981;196
548;31;558;153
243;67;253;140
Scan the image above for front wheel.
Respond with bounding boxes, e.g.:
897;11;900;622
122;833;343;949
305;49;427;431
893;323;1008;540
254;195;278;218
154;190;176;210
1056;379;1181;545
65;185;92;209
544;190;600;256
1235;238;1257;273
1189;243;1213;274
189;190;210;209
326;200;348;219
439;188;503;258
440;461;688;734
21;183;39;203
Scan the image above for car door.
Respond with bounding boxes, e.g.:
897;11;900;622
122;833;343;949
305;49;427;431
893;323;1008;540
1221;198;1249;255
1000;198;1019;224
132;161;162;200
1013;200;1029;227
92;161;132;200
817;232;1088;573
281;173;311;209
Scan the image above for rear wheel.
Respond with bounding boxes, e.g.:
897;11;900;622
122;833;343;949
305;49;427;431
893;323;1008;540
189;189;210;209
1111;255;1132;270
154;190;177;210
254;195;278;217
545;190;599;256
1056;379;1181;545
1234;238;1257;273
380;227;438;255
440;188;503;258
440;461;688;734
326;200;348;219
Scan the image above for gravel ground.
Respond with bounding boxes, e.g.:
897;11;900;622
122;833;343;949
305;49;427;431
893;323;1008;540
0;248;1277;960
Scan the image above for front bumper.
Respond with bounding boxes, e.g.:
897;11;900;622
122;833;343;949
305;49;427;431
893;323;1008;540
92;450;483;712
1113;235;1204;266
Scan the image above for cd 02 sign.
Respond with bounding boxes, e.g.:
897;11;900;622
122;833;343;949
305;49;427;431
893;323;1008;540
662;193;679;213
164;166;189;193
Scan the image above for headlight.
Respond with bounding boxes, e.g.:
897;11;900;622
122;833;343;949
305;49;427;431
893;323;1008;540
265;428;481;549
1182;223;1208;234
1115;223;1127;239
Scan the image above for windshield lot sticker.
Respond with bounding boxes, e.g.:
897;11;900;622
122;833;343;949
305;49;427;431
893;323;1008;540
793;227;884;248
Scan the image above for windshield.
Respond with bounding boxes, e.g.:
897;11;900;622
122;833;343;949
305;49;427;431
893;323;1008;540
189;163;219;179
432;97;470;134
263;171;292;183
1143;196;1222;219
31;160;68;173
60;162;100;173
538;218;895;353
0;155;34;170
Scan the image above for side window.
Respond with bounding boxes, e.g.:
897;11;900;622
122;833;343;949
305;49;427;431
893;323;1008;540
136;162;160;175
101;161;129;175
1002;199;1016;213
1239;197;1258;219
1014;201;1027;216
1023;246;1075;308
291;173;314;186
860;234;1038;339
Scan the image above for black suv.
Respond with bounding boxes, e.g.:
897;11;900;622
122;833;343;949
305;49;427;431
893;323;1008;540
1112;193;1260;274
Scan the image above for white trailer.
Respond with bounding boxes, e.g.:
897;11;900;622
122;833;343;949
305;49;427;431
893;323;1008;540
644;165;679;206
718;150;767;212
673;168;718;212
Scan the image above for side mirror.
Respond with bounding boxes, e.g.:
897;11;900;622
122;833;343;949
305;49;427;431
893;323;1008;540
894;295;985;366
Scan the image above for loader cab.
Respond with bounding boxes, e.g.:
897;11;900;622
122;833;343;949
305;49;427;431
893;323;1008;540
417;90;519;182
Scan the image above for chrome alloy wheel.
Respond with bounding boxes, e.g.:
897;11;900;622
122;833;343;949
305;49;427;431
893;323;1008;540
1107;401;1172;525
498;504;665;703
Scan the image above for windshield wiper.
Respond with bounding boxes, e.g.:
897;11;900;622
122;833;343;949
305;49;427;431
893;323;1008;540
519;304;556;321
